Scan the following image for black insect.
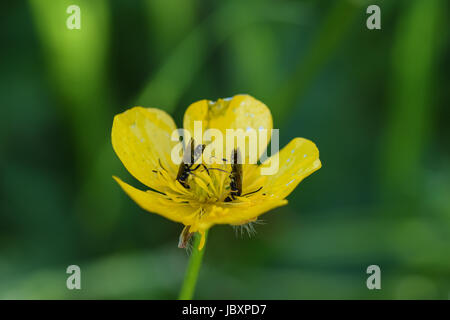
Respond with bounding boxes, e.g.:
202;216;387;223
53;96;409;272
224;148;243;201
224;148;262;202
176;138;208;189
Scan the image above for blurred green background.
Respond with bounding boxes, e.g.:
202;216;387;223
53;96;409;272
1;0;449;299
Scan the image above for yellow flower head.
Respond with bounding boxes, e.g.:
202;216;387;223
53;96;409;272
112;94;321;250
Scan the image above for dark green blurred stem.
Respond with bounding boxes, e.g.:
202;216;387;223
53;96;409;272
381;0;443;201
28;0;111;172
137;1;310;113
29;0;123;234
179;230;208;300
271;1;358;122
145;0;198;60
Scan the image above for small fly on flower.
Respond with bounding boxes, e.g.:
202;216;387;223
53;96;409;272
176;138;208;189
224;148;263;202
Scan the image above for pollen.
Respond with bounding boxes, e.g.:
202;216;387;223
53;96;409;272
154;158;232;206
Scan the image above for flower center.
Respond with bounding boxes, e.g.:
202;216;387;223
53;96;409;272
187;163;230;203
153;159;232;206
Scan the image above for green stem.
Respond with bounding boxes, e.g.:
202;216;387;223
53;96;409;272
178;230;208;300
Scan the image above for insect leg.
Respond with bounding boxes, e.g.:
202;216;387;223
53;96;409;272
241;186;263;197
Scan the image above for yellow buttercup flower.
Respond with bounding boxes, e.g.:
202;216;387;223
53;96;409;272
112;94;321;250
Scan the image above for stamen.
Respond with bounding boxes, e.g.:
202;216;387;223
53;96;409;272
193;176;213;198
158;158;167;172
241;186;263;197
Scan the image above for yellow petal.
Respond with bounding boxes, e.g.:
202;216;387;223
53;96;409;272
183;95;273;163
200;199;288;226
229;199;288;225
113;176;196;225
112;107;179;190
261;138;321;199
242;163;266;194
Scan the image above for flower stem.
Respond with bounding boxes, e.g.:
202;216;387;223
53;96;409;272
178;230;208;300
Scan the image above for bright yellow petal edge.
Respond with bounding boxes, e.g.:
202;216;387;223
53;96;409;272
111;95;321;250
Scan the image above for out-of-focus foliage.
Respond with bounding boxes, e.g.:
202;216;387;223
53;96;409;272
0;0;449;299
